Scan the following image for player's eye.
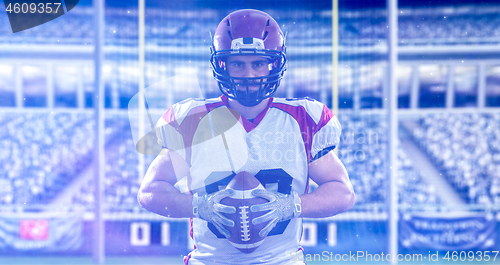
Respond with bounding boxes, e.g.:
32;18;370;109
230;62;244;68
252;62;266;68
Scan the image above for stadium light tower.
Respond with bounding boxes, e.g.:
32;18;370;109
93;0;105;263
387;0;399;263
332;0;339;117
138;0;146;185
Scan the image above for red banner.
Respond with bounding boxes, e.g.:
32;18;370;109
19;220;49;241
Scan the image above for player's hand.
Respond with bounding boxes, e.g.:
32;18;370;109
250;190;301;237
192;189;236;238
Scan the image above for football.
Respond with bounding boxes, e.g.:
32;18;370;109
221;171;268;253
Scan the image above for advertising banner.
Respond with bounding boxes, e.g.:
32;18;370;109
400;212;496;250
0;213;82;252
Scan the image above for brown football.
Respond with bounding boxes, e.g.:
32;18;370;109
220;171;268;253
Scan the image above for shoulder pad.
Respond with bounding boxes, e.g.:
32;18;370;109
272;97;325;124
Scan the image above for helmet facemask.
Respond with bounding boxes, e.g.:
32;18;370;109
210;38;287;107
211;49;286;106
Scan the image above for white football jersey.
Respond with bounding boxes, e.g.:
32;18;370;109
156;96;341;265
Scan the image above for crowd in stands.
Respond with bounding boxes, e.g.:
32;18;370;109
336;114;439;209
396;12;500;45
71;113;140;210
0;112;128;207
71;134;140;209
336;114;387;205
397;140;440;207
412;113;500;205
0;112;93;205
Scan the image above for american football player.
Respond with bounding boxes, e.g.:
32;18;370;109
137;9;355;265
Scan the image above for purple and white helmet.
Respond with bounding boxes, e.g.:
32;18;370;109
210;9;287;107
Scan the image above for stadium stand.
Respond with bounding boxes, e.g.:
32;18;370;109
337;114;440;208
0;113;93;205
3;6;500;46
411;113;500;205
0;112;128;206
71;115;141;211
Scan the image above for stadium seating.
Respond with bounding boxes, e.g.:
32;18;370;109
0;112;128;206
0;112;93;204
412;113;500;205
71;114;142;211
336;114;440;208
3;6;500;46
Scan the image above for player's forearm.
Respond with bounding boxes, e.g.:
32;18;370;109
299;180;355;218
137;181;194;218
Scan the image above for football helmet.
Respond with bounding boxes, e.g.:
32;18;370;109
210;9;287;107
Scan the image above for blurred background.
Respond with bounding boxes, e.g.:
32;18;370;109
1;0;500;263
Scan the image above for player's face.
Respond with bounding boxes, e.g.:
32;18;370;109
226;55;271;91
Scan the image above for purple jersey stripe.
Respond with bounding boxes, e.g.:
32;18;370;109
270;102;317;162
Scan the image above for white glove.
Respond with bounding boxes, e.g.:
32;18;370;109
192;189;236;238
250;190;301;237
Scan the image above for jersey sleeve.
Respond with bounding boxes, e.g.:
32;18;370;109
310;105;342;162
154;98;223;163
155;104;187;160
